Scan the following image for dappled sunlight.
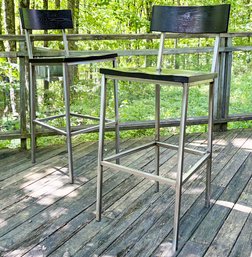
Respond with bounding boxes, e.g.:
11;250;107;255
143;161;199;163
21;166;71;199
54;185;79;197
185;185;205;195
56;166;68;173
76;175;90;184
215;200;234;209
20;164;90;196
233;203;251;213
188;139;206;146
36;184;79;206
11;248;44;257
242;148;252;152
212;139;229;146
233;137;251;148
24;180;65;198
37;195;60;206
94;254;118;257
21;166;68;189
0;219;8;228
1;250;22;257
155;241;173;257
41;207;69;219
21;168;55;187
215;200;252;213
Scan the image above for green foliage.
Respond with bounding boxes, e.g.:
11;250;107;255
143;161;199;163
1;0;252;148
229;51;252;123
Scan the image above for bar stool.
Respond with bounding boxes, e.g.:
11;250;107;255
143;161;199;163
19;8;119;183
96;4;230;252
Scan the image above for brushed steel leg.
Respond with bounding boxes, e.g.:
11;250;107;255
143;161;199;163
206;81;214;207
113;59;120;164
30;63;36;164
96;74;107;221
63;63;74;184
173;83;189;252
155;84;161;192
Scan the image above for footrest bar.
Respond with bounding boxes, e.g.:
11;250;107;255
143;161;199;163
38;113;113;123
182;153;210;184
71;124;100;135
37;114;65;122
70;113;98;120
35;120;115;136
104;142;156;162
72;120;116;135
101;160;176;186
34;120;66;135
157;141;206;156
70;113;111;122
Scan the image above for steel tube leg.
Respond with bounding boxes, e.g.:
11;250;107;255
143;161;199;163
96;74;107;221
173;84;189;252
206;81;214;207
155;84;161;192
113;59;120;164
30;64;36;163
63;63;74;184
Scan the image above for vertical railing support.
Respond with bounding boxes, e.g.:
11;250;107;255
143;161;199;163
214;36;233;131
19;42;28;149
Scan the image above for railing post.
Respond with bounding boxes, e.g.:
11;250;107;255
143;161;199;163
214;36;233;131
19;42;28;149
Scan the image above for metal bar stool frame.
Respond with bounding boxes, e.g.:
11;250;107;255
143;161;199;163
96;4;230;252
19;8;119;183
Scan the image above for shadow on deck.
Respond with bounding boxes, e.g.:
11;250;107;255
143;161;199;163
0;129;251;257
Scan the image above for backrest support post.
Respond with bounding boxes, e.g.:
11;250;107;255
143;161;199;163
62;29;69;57
156;33;166;72
211;35;221;73
24;29;33;59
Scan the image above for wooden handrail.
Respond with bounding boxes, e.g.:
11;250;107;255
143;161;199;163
0;32;252;148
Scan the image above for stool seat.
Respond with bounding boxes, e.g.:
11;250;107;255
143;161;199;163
100;67;218;84
29;53;118;64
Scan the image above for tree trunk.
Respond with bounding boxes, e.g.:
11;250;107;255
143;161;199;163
75;0;80;34
3;0;15;51
0;0;4;51
3;0;18;117
67;0;79;88
19;0;30;8
55;0;60;9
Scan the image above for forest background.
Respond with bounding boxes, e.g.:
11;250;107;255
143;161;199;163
0;0;251;148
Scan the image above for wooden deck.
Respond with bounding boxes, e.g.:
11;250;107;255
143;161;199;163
0;129;251;257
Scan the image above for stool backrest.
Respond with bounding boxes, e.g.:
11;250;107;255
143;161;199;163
150;5;231;72
19;8;73;58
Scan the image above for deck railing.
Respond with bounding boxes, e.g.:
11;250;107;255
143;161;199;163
0;32;252;149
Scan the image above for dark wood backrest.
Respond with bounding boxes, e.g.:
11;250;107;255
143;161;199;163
151;5;230;33
19;8;73;30
19;8;73;58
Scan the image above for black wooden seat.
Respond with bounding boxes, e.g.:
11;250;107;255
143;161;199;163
100;67;218;83
19;8;119;183
96;4;230;253
28;53;117;64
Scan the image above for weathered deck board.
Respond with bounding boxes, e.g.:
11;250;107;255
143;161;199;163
0;129;251;257
97;130;249;257
121;130;242;257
